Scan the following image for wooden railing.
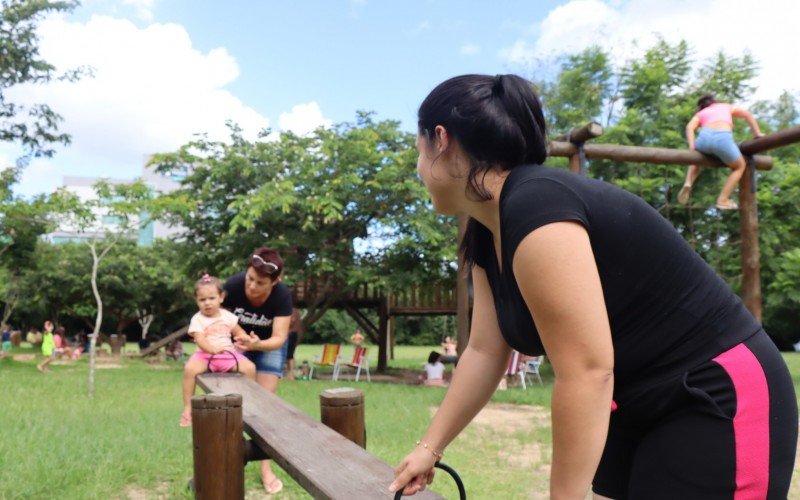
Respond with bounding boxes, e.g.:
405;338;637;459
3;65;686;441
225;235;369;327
288;278;458;315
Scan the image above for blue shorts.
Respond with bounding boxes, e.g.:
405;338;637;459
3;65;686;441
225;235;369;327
696;129;742;164
244;341;288;376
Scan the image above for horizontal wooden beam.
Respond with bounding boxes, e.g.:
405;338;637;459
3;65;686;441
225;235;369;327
554;121;604;143
739;126;800;156
547;141;773;170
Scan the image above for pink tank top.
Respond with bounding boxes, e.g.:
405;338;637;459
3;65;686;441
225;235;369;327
696;102;733;127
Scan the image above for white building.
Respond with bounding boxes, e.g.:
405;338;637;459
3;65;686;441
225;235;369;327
44;160;189;246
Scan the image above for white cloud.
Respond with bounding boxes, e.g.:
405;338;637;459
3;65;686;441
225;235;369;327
121;0;157;21
4;15;270;196
278;102;332;136
460;43;481;56
500;0;800;101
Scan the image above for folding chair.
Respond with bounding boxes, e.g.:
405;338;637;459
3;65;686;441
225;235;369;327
505;350;527;389
309;343;341;380
523;355;544;386
333;346;371;382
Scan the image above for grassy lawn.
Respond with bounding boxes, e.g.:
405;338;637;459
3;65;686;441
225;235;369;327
0;344;797;499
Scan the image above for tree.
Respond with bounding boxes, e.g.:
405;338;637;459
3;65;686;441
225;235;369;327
0;166;57;328
1;0;82;158
536;46;614;134
56;179;155;396
1;0;86;329
154;115;456;369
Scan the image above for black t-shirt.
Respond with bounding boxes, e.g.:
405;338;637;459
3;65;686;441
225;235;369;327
474;165;761;400
223;272;293;340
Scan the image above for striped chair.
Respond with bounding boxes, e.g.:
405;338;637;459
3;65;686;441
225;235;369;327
334;346;371;382
309;343;341;380
505;350;527;389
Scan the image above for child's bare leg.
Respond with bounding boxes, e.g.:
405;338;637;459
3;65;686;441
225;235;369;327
37;356;53;372
717;156;746;206
684;164;701;187
239;358;257;380
679;165;701;205
181;358;208;426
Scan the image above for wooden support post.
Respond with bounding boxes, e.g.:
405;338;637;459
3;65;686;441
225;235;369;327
109;334;122;356
377;296;389;372
191;393;244;500
568;153;581;174
739;157;762;322
389;316;395;361
456;215;470;356
320;388;366;448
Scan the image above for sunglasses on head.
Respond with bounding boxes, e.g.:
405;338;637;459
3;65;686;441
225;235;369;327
252;254;279;271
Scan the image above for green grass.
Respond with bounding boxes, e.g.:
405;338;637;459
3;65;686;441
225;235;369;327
0;345;797;499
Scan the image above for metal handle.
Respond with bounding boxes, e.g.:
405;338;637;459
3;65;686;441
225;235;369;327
393;461;466;500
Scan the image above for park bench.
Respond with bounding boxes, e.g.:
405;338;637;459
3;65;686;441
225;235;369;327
195;373;443;499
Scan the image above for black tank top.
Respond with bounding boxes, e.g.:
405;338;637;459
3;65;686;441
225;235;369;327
473;165;761;400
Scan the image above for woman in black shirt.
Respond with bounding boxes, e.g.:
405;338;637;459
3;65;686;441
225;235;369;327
389;75;796;499
225;246;292;495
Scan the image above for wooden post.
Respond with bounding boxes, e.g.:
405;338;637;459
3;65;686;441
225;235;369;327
739;158;762;322
377;296;389;372
320;387;366;448
389;316;395;361
191;393;244;500
109;334;121;356
456;214;470;356
568;154;581;174
555;121;604;143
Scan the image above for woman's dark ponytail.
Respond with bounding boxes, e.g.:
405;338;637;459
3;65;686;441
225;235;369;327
418;74;548;266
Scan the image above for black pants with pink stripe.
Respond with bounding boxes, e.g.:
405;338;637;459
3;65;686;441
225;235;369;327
594;330;797;499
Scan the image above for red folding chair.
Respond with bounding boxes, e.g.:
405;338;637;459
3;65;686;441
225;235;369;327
505;350;527;389
334;345;371;382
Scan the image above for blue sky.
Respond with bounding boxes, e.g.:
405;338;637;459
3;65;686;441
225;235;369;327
3;0;797;196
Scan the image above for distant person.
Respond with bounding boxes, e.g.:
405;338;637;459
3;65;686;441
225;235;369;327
26;327;43;347
166;339;184;361
285;306;303;381
53;326;72;359
180;274;256;428
350;329;365;346
679;93;764;210
1;325;11;356
36;321;56;372
440;336;458;365
418;351;446;387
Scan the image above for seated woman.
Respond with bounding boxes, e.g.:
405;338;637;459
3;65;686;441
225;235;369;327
419;351;447;386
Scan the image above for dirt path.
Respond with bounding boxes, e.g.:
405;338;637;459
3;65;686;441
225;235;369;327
467;402;800;498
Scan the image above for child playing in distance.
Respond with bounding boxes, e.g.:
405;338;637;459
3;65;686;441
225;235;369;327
180;274;256;427
419;351;447;387
36;321;56;372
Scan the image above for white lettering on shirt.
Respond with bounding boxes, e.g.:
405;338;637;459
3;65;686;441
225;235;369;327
232;308;273;328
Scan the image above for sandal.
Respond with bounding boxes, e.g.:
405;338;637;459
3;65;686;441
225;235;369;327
715;201;739;211
678;185;692;205
263;476;283;495
179;412;192;427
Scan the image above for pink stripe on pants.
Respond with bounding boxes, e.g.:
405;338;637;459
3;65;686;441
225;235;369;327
713;343;770;499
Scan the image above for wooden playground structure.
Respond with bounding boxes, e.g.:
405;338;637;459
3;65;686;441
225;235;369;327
287;123;800;373
142;125;800;374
